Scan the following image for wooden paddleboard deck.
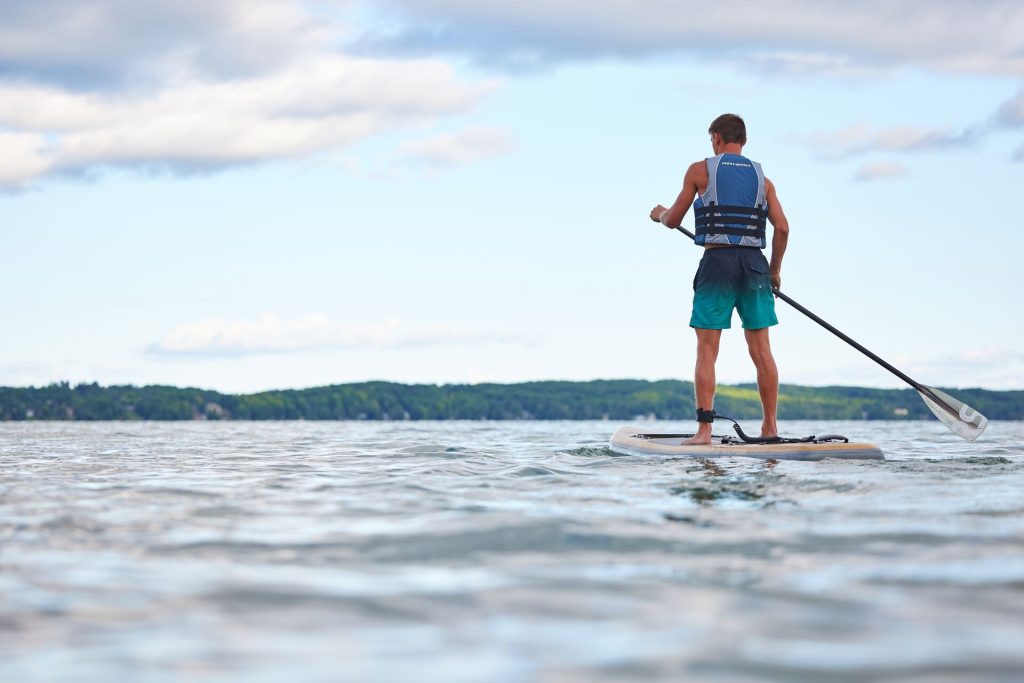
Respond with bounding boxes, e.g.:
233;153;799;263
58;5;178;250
609;426;884;461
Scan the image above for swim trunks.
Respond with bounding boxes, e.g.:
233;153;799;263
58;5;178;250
690;247;778;330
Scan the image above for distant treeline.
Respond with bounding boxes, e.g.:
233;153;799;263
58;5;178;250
1;380;1022;421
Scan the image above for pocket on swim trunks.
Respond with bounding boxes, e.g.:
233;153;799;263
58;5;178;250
693;253;711;290
745;254;770;290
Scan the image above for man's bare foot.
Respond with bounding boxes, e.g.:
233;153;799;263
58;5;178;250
682;426;713;445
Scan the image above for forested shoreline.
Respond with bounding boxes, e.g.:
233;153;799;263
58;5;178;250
1;380;1022;421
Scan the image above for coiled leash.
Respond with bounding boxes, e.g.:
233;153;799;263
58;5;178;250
694;408;848;445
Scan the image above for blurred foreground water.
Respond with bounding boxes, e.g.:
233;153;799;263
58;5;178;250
1;420;1023;682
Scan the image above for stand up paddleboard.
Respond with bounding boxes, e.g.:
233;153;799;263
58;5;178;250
609;425;884;461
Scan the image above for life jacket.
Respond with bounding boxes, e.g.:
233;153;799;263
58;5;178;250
693;153;768;248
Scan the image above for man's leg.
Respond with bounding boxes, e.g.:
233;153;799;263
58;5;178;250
683;328;722;445
744;327;778;438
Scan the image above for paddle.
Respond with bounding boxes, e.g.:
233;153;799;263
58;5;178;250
664;223;989;441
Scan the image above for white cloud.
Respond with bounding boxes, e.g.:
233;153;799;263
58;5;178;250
995;89;1024;127
854;161;909;182
731;51;877;79
0;56;491;187
1000;90;1024;160
809;123;976;160
905;347;1024;390
809;90;1024;165
367;0;1024;76
397;126;514;170
149;312;531;356
0;133;54;187
791;347;1024;390
0;0;325;86
0;0;496;188
3;1;1019;186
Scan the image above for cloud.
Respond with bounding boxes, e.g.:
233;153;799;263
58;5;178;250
364;0;1024;75
0;132;54;187
992;90;1024;159
787;347;1024;390
397;126;514;170
994;89;1024;127
4;1;1018;187
810;89;1024;166
0;58;492;186
808;123;977;160
0;0;325;89
853;161;909;182
906;347;1024;390
149;313;531;356
0;0;496;188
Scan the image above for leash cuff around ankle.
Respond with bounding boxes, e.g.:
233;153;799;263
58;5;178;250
696;408;716;424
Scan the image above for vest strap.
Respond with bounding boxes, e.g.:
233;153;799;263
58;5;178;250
694;226;766;239
694;202;768;242
694;215;765;227
694;204;769;218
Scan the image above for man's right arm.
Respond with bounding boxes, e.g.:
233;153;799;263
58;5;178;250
764;178;789;291
650;161;704;228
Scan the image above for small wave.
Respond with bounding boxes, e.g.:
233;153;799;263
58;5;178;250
663;513;716;526
140;486;222;498
501;464;558;477
561;446;615;458
905;456;1015;467
670;483;765;505
964;508;1024;517
959;456;1013;465
39;514;103;532
190;505;252;518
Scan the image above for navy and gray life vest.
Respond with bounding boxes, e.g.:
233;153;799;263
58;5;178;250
693;153;768;249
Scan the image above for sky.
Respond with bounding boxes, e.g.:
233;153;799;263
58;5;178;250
2;0;1023;393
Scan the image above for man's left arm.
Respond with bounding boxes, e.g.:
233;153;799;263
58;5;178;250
765;178;789;291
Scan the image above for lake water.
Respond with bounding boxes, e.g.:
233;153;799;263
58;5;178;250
2;420;1023;682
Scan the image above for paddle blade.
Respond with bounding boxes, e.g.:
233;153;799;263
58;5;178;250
918;386;988;441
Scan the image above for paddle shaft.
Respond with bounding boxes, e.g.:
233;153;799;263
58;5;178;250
670;225;927;393
770;288;924;391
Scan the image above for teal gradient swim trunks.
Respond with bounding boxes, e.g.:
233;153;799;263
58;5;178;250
690;247;778;330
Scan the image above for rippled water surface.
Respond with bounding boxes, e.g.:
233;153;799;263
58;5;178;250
2;420;1023;682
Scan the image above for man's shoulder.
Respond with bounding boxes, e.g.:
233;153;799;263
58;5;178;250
687;159;709;175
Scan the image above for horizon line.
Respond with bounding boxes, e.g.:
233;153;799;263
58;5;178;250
4;378;1021;394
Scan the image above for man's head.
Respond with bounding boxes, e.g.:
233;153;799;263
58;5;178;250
708;113;746;153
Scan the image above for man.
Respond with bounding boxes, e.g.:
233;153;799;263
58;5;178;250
649;113;789;445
